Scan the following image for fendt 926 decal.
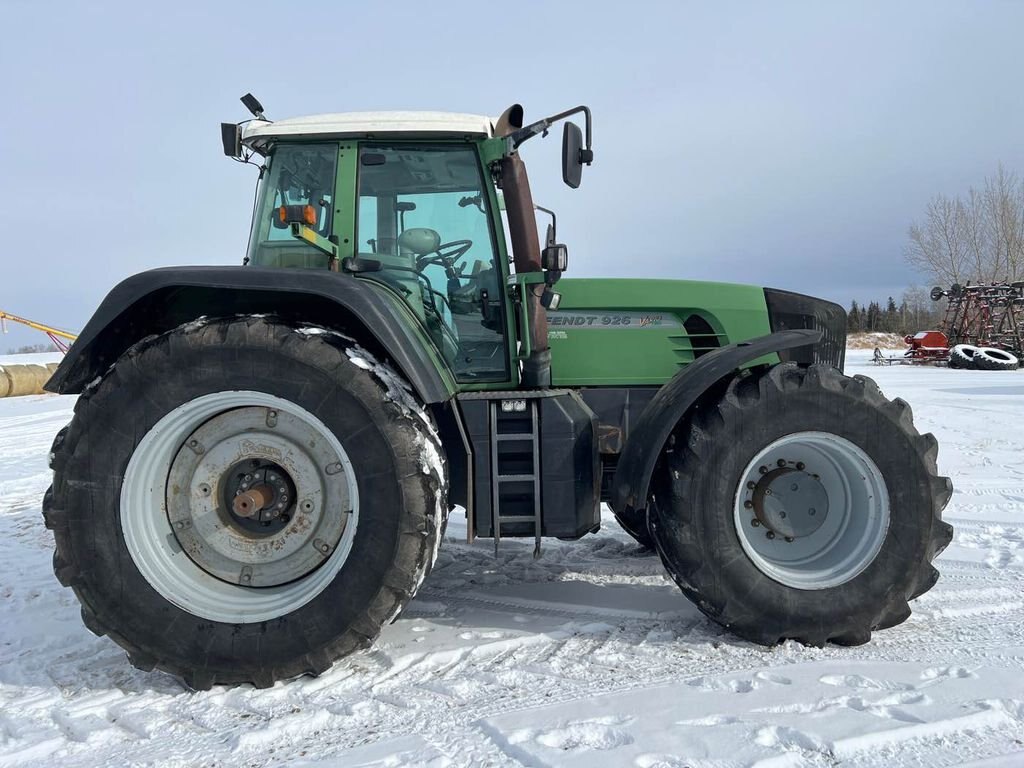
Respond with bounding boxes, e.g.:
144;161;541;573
547;311;684;330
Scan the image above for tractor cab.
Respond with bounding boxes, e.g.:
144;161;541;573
225;102;592;388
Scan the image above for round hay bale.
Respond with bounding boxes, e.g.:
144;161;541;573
4;364;50;396
26;364;52;394
0;368;12;398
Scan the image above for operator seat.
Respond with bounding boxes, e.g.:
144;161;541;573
367;228;442;327
398;228;442;256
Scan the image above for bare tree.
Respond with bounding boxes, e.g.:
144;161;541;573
905;194;970;285
905;165;1024;286
901;285;941;331
984;165;1024;282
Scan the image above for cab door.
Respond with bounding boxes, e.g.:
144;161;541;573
355;143;513;384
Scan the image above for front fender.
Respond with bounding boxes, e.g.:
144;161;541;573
610;328;822;514
47;266;455;404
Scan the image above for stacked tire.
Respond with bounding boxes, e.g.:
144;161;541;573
948;344;978;369
974;348;1019;371
949;344;1019;371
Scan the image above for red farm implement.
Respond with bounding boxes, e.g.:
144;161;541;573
932;281;1024;356
873;330;949;365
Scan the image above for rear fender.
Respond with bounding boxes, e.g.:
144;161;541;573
47;266;455;404
610;328;822;514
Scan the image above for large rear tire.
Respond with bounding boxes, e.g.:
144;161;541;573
44;317;446;689
649;363;953;646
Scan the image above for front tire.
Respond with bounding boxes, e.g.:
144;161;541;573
649;363;953;647
44;317;446;689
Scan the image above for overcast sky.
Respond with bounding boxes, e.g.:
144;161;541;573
2;0;1023;349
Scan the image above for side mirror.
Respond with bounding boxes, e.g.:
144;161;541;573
542;243;568;272
221;123;241;158
562;122;584;188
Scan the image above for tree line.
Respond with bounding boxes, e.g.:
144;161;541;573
4;343;58;355
847;287;942;334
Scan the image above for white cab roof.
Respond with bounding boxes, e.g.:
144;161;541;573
241;111;495;150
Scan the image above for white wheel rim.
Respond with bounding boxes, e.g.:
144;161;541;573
732;431;889;590
121;391;359;623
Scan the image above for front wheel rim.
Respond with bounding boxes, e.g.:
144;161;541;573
732;431;889;590
121;391;360;623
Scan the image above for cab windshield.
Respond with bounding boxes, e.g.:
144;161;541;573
247;144;337;268
357;144;508;382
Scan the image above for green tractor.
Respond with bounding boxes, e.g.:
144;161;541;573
43;96;953;689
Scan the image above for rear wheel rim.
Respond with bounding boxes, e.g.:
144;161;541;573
121;391;359;623
732;431;889;590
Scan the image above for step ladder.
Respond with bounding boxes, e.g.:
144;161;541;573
488;399;542;557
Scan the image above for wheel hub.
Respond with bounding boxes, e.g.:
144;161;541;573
733;432;890;590
225;460;296;532
166;406;352;588
750;466;829;540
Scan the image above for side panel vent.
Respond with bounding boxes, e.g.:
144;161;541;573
682;314;722;359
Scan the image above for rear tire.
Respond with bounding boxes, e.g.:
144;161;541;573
973;347;1019;371
649;363;953;647
44;317;446;689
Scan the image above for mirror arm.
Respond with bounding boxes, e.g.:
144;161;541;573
507;105;593;162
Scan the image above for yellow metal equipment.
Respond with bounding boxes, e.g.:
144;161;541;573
0;310;78;353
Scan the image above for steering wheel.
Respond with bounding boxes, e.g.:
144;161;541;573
416;239;473;272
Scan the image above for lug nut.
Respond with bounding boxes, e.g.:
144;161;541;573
777;459;786;468
759;466;768;475
751;519;761;527
766;531;776;540
785;536;794;543
744;500;753;509
746;481;756;490
796;462;805;471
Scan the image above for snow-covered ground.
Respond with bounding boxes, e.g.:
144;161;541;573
1;350;1022;767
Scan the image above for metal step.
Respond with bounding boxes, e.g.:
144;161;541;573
489;399;542;558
